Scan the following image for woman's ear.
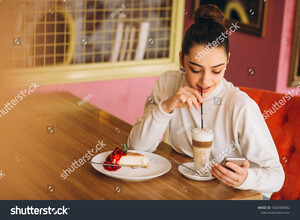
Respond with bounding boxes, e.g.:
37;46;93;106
179;51;184;66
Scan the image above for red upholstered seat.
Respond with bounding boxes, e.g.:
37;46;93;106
239;87;300;200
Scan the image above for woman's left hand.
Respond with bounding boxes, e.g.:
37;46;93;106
211;160;250;187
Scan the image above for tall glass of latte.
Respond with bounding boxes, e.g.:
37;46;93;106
191;128;214;174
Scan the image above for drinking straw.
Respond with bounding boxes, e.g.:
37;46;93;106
201;88;203;130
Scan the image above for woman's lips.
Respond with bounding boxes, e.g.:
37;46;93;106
197;85;212;93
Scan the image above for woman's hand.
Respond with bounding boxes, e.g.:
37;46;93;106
211;160;250;187
161;86;203;113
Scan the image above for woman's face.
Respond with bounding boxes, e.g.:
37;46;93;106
180;45;229;98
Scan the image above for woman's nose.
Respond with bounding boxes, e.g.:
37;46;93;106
200;71;210;85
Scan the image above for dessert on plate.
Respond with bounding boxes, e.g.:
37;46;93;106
104;144;150;171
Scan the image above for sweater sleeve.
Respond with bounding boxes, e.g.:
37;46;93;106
127;73;176;152
232;96;285;193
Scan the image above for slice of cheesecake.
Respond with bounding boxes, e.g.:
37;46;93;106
115;152;150;168
104;147;150;171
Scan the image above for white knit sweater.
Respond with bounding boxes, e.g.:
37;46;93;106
128;70;285;198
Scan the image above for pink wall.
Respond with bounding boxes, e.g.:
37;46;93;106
38;0;298;125
38;76;158;125
276;0;298;93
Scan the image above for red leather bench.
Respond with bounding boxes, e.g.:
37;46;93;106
240;87;300;200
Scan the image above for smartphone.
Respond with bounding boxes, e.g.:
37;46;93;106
220;157;246;172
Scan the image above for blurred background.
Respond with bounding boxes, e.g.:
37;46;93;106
0;0;299;125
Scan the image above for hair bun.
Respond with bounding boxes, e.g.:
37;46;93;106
194;4;225;26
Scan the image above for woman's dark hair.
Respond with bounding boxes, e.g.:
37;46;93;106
181;4;229;59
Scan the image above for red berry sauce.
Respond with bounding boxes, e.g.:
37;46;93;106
103;147;126;171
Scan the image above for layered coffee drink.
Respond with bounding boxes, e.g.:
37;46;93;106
191;128;214;173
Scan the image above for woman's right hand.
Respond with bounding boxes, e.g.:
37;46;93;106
161;86;203;113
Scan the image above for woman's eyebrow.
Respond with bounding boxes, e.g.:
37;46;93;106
188;61;225;68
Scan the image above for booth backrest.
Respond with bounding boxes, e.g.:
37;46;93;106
239;87;300;200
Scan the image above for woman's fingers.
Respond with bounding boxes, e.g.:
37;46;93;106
192;97;200;110
225;160;250;175
211;168;235;186
214;163;240;182
178;94;191;109
225;162;244;175
211;162;249;187
186;97;193;110
183;86;203;103
242;160;250;168
173;86;204;111
178;94;187;104
181;89;200;110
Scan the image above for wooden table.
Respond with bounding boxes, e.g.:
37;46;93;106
0;93;262;200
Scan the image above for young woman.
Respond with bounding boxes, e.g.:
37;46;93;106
127;4;284;199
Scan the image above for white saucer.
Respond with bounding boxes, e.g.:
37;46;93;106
178;162;215;181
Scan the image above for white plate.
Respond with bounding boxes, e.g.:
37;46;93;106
91;150;171;181
178;162;215;181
